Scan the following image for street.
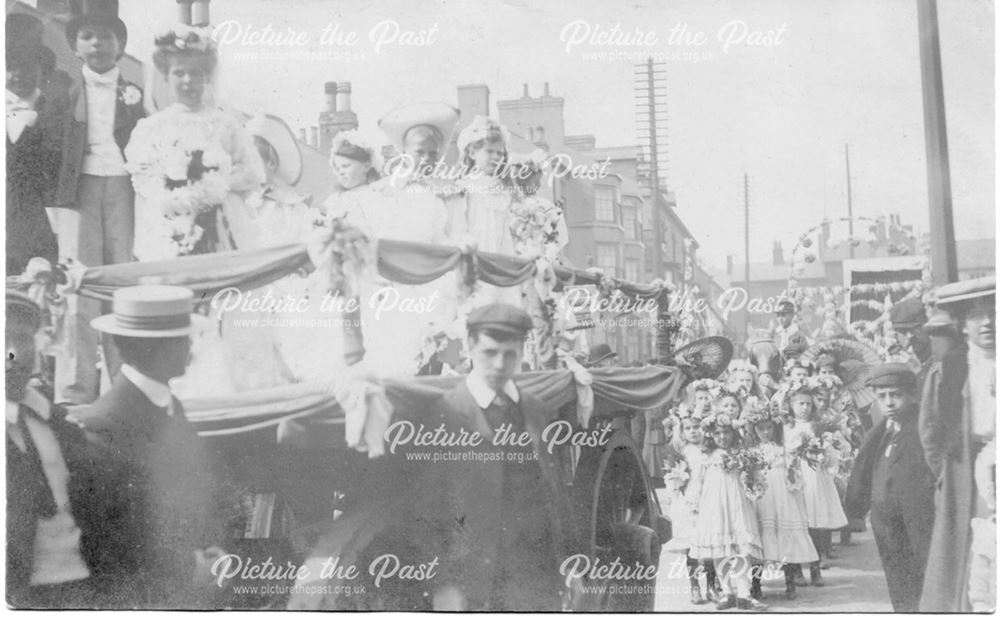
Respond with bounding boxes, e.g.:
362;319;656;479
654;492;893;612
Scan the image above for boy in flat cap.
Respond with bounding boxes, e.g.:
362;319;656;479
920;276;995;612
845;363;935;612
429;303;576;611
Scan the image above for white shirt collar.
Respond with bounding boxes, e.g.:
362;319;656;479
6;88;40;110
6;385;52;425
121;364;172;409
81;64;120;87
465;371;520;409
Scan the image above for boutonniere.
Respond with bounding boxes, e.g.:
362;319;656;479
118;84;142;107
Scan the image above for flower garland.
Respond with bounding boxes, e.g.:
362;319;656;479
155;24;216;52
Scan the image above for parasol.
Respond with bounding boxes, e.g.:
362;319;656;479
802;338;880;407
666;336;734;380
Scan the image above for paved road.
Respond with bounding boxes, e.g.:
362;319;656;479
653;502;893;611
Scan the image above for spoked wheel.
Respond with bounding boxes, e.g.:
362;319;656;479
572;428;661;612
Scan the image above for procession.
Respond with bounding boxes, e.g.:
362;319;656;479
5;0;995;613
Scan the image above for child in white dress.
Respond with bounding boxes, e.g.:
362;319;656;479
746;403;818;600
688;412;768;611
782;380;849;586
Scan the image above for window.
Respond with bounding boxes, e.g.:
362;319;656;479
597;244;617;273
595;187;615;222
622;206;637;240
624;258;640;283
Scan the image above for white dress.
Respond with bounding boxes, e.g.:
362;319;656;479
124;102;265;262
324;179;457;378
664;443;707;553
754;442;820;564
688;449;763;560
785;421;849;529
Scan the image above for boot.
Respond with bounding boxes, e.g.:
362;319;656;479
715;594;736;610
809;562;825;587
737;596;769;611
792;564;809;587
784;565;797;600
705;561;723;602
690;581;705;605
750;570;763;600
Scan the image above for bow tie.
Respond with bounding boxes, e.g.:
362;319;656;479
84;71;118;89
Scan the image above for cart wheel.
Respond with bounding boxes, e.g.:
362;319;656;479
573;429;661;611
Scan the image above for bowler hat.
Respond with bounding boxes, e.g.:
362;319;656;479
91;285;210;338
65;0;128;49
467;303;532;337
6;291;42;331
588;342;618;365
865;362;917;391
888;297;928;330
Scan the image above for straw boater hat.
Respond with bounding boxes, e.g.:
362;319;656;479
65;0;128;48
378;102;460;152
933;275;996;312
245;114;303;186
91;286;210;338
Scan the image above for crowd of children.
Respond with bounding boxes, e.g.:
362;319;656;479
662;356;864;611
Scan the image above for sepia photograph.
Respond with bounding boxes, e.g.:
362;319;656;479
4;0;996;611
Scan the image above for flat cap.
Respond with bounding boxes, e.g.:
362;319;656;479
888;297;927;329
934;275;995;307
865;362;918;391
6;290;42;330
467;303;533;336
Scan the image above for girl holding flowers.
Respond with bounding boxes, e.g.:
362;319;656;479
745;401;818;600
688;412;768;611
781;379;849;585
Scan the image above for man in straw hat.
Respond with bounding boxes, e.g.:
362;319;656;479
6;290;123;608
73;286;226;607
845;362;935;612
919;275;996;612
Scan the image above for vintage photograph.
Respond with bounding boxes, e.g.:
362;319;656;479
4;0;996;611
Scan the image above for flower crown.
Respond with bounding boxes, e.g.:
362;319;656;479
783;356;815;375
715;381;748;401
814;351;838;368
670;402;703;423
810;374;843;391
701;411;743;433
329;130;383;171
727;360;759;377
742;399;780;425
688;378;718;393
457;115;510;154
155;24;216;53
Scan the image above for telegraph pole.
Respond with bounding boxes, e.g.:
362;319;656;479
635;58;668;278
744;173;751;341
845;144;855;259
917;0;958;284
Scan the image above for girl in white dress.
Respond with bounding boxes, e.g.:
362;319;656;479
321;131;456;378
125;26;265;262
449;116;521;307
746;403;818;601
688;413;768;611
782;381;848;586
661;404;714;605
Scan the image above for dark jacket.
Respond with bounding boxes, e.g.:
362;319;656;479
919;345;975;612
73;375;222;608
6;92;61;273
6;394;123;607
54;71;145;208
845;413;935;520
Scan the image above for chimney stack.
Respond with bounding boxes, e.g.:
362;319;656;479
336;82;352;112
176;0;194;25
191;0;211;26
544;82;550;96
523;83;529;97
324;82;338;113
772;241;784;265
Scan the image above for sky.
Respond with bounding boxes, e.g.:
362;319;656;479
116;0;995;269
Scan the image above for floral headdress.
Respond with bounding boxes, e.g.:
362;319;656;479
814;351;839;369
783;356;815;376
810;373;844;392
726;360;759;378
742;398;780;426
714;380;748;401
457;115;510;153
329;130;383;172
688;378;718;394
154;24;216;53
701;411;744;434
670;402;703;424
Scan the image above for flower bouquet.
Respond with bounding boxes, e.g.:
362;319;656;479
721;449;769;500
663;459;691;494
508;197;565;260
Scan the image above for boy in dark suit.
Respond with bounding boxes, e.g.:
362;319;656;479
845;363;935;612
5;291;119;607
53;0;146;405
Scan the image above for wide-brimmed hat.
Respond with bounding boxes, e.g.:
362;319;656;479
670;336;734;380
65;0;128;48
933;275;995;309
91;285;210;338
245;114;303;186
378;102;460;152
